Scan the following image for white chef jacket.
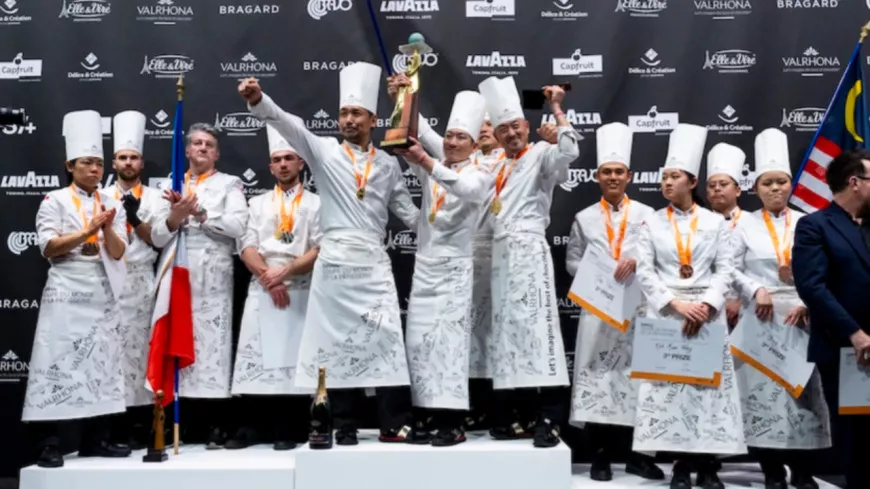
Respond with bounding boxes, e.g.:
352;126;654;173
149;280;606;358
407;158;493;258
239;184;323;261
566;197;656;276
635;205;734;313
249;94;420;235
731;208;806;301
110;183;172;264
36;185;127;263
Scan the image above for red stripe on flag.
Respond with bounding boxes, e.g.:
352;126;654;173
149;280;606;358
793;184;831;211
803;159;828;183
813;136;841;160
146;265;194;407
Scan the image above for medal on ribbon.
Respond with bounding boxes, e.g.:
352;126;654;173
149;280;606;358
491;146;529;216
69;185;102;257
274;184;304;245
600;196;630;261
667;205;699;279
763;209;794;285
343;144;374;201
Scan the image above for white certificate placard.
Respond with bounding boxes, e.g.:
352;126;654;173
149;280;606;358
630;317;725;387
839;348;870;415
730;303;815;398
567;248;641;333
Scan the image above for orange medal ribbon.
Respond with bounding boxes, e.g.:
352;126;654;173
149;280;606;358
762;209;794;284
600;196;630;260
69;184;102;246
667;205;699;278
342;143;375;199
428;163;468;224
491;145;530;215
729;208;742;230
275;184;304;237
184;170;215;195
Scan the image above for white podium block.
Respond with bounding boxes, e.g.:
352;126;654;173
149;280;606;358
20;445;296;489
295;431;571;489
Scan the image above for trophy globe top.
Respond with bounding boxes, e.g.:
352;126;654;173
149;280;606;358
400;32;432;55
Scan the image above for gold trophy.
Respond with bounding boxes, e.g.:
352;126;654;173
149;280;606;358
143;390;169;462
381;32;432;149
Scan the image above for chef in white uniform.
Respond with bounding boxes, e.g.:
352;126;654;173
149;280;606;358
731;129;830;489
151;122;248;448
238;63;427;446
228;125;322;451
477;75;579;448
23;110;131;468
565;122;662;481
394;91;492;446
107;110;174;448
705;143;746;329
633;123;745;489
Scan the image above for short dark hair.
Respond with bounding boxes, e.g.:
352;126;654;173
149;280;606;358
185;122;219;148
826;149;870;194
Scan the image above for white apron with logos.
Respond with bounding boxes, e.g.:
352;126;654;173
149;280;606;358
22;261;126;421
570;311;643;427
735;289;831;449
406;254;474;410
632;287;746;455
490;232;569;390
232;255;313;396
178;235;234;398
469;237;494;379
294;230;410;389
119;262;157;407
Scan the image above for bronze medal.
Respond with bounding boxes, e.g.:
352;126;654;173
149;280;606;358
679;264;694;279
490;198;502;215
428;211;436;224
356;188;365;200
81;242;100;256
778;265;794;285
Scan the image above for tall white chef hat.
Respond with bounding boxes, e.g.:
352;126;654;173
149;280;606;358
706;142;745;183
266;124;298;157
112;110;146;156
446;91;487;141
62;110;104;162
478;76;525;128
664;123;708;177
339;62;382;114
596;122;633;169
754;128;791;178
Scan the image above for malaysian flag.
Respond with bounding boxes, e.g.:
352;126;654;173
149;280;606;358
790;41;870;213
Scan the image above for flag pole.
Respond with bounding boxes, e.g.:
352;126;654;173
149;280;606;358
174;73;184;456
364;0;393;76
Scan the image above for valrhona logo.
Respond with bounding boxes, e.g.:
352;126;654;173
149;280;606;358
136;0;194;25
307;0;352;20
59;0;110;21
220;52;278;79
140;55;194;78
1;0;33;25
306;109;340;135
0;350;28;383
703;49;756;73
466;51;526;76
780;107;824;132
694;0;752;18
615;0;667;17
380;0;438;20
7;231;37;255
782;46;840;77
384;229;417;254
402;167;423;198
214;112;266;136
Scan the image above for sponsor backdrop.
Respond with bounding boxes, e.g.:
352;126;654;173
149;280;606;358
0;0;863;476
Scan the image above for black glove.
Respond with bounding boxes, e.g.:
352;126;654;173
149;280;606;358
122;194;143;228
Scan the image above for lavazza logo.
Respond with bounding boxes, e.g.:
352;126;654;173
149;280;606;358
68;52;114;82
2;172;59;197
782;46;840;77
541;0;588;21
776;0;838;9
136;0;193;25
58;0;111;22
628;49;676;78
140;54;194;79
7;231;37;255
628;105;679;135
384;229;418;254
542;109;601;135
307;0;352;20
0;109;36;136
239;168;268;197
302;59;357;71
0;350;29;383
0;53;42;82
780;107;824;132
1;0;33;26
221;52;278;79
380;0;438;20
393;50;438;74
703;49;756;74
552;49;603;78
615;0;667;17
707;104;753;136
694;0;752;20
218;3;279;15
466;0;514;20
214;112;266;137
465;51;525;77
146;110;173;140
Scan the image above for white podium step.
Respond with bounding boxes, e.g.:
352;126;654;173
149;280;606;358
570;463;842;488
19;444;297;489
294;430;571;489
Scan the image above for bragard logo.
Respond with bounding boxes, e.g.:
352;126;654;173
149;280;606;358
780;107;825;132
384;229;417;254
0;53;42;81
707;105;754;135
140;55;194;78
58;0;110;21
542;0;588;20
220;52;278;79
393;51;438;74
1;0;33;25
615;0;667;17
776;0;838;9
628;105;679;134
7;231;37;255
782;46;841;77
465;51;525;76
307;0;352;20
703;49;756;74
136;0;193;25
302;59;357;71
0;299;38;309
559;168;597;191
218;4;279;14
0;109;36;136
693;0;752;19
628;48;677;78
552;49;603;78
380;0;438;20
541;109;601;134
466;0;514;19
146;110;174;139
214;112;266;136
68;52;114;82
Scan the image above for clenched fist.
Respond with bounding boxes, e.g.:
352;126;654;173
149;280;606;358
238;77;263;105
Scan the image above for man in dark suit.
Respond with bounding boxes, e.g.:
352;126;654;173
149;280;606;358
793;149;870;489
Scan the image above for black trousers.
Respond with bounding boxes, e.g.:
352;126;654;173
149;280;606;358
110;405;151;444
331;386;412;432
29;413;116;450
176;398;230;442
818;360;868;489
751;447;817;479
491;386;567;427
468;378;494;422
233;395;311;442
585;423;635;460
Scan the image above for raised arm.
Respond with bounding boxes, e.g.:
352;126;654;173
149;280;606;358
539;85;580;181
417;114;445;160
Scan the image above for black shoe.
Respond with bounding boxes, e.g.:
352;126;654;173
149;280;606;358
225;427;257;450
205;427;226;450
379;424;431;444
790;472;819;489
273;439;297;451
696;469;725;489
430;427;466;447
589;453;612;482
335;427;358;446
489;421;534;440
532;419;560;448
462;413;488;432
37;445;64;468
763;475;788;489
670;461;692;489
78;441;132;458
626;453;665;480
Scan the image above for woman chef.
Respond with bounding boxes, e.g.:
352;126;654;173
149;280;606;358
730;128;830;489
23;110;131;468
632;123;746;489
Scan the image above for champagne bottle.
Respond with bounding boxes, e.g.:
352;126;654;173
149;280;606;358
308;367;333;449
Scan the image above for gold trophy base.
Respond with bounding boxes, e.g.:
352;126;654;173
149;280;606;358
381;91;419;149
143;449;168;463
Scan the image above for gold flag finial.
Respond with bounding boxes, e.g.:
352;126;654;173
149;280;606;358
176;74;185;102
860;20;870;42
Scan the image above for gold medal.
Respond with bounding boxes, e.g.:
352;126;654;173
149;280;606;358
356;188;365;200
274;229;282;240
428;211;436;224
679;264;694;279
778;265;794;285
81;242;100;256
490;198;502;215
